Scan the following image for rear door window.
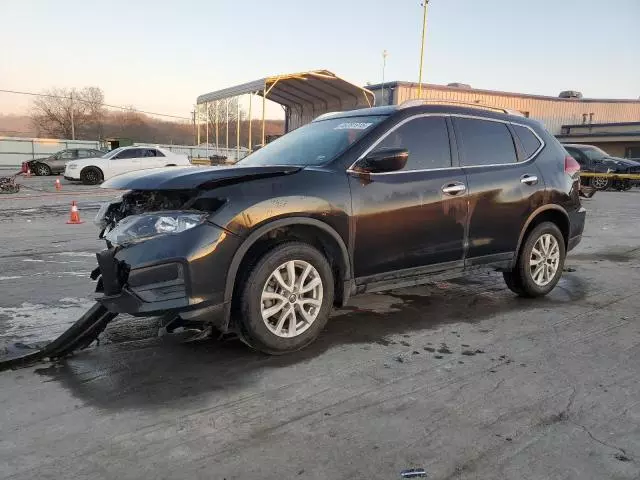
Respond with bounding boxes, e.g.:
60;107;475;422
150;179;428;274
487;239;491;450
371;116;452;171
114;149;142;160
512;124;542;158
454;118;518;166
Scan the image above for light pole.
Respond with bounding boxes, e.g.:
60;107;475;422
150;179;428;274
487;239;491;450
381;50;388;105
417;0;429;98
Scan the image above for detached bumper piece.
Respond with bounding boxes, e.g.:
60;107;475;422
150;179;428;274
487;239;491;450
0;303;117;372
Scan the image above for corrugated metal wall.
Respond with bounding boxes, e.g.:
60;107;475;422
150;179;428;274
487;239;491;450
392;85;640;135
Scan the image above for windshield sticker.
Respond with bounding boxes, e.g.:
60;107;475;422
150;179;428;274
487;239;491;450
334;122;373;130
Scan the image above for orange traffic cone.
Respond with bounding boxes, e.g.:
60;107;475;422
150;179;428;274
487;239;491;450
66;201;84;224
55;178;62;190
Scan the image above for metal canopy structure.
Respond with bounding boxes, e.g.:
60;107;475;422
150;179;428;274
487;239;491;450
196;70;375;157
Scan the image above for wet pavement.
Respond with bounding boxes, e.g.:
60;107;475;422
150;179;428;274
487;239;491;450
0;186;639;479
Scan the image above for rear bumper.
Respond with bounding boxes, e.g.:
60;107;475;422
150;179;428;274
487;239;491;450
567;206;586;252
93;222;241;329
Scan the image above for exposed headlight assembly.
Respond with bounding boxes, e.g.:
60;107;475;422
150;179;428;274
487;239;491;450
104;212;207;246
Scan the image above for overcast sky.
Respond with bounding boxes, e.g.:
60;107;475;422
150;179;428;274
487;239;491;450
2;0;639;118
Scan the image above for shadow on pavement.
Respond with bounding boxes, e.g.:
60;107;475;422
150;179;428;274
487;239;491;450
33;273;588;410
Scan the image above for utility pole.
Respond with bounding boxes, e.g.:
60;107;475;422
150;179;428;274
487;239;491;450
70;92;75;140
191;110;196;145
417;0;429;98
381;50;388;105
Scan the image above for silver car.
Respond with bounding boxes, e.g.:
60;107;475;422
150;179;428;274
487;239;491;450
26;148;105;176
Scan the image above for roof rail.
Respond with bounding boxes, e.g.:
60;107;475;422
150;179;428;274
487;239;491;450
399;99;525;117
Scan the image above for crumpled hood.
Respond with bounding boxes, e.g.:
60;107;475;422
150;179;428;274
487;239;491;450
101;165;302;190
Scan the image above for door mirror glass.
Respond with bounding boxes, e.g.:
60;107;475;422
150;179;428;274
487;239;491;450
357;148;409;173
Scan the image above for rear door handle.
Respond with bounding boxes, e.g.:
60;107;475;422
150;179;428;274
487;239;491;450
442;182;466;195
520;174;538;185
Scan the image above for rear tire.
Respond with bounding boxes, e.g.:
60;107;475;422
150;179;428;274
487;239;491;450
238;242;334;354
504;222;566;298
80;166;103;185
34;163;51;176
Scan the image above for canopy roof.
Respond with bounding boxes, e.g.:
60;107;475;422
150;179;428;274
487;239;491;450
196;70;374;112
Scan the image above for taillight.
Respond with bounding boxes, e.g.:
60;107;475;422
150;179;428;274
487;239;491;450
564;155;581;176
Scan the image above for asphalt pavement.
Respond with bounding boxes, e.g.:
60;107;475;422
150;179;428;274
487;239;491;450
0;178;639;480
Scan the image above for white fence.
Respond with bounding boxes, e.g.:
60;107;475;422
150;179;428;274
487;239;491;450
0;137;250;168
0;137;101;168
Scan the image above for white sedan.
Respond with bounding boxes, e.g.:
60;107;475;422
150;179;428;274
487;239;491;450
64;146;191;185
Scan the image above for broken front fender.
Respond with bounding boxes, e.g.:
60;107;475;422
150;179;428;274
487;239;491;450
94;222;241;318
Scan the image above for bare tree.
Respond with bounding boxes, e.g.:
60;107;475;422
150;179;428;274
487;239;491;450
204;98;245;147
31;87;105;139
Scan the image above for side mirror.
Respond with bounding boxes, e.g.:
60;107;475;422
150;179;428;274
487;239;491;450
356;148;409;173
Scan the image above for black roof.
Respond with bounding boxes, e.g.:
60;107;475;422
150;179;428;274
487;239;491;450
313;103;539;127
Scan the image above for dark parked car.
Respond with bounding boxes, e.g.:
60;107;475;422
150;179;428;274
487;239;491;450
92;101;585;354
23;148;105;176
563;143;640;191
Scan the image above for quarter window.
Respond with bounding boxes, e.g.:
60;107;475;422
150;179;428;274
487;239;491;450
512;124;542;158
455;118;518;166
371;116;452;171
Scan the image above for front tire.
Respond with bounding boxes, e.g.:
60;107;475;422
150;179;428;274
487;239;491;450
591;176;611;190
238;242;334;354
80;166;103;185
504;222;566;298
34;163;51;176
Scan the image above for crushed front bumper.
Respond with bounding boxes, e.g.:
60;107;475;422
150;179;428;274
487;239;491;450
93;222;240;327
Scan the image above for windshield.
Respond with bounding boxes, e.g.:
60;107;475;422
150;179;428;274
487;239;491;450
581;146;609;161
102;147;126;159
239;115;387;167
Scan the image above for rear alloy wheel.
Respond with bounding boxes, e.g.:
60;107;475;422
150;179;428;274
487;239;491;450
239;242;334;354
80;167;103;185
34;163;51;176
591;176;611;190
503;222;565;298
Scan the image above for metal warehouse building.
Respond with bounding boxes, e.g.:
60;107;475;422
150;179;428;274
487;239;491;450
367;81;640;157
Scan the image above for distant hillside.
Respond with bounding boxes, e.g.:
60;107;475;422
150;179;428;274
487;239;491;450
0;114;36;137
0;112;284;146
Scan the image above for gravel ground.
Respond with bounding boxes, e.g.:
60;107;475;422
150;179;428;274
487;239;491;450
0;185;639;480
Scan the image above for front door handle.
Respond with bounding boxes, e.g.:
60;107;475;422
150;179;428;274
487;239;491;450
521;174;538;185
442;182;466;195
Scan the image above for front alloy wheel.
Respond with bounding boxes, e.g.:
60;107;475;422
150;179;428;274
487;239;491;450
34;163;51;176
591;176;610;190
261;260;323;338
239;242;334;354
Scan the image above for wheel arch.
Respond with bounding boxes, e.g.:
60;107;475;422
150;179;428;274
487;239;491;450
224;217;353;311
513;205;570;267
